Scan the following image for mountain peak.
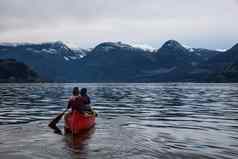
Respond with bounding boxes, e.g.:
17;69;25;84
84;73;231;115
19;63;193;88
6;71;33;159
159;40;188;53
162;40;183;48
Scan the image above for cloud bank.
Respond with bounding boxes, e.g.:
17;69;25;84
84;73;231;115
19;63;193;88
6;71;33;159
0;0;238;49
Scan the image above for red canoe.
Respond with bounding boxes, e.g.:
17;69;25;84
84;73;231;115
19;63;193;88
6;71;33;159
64;111;96;134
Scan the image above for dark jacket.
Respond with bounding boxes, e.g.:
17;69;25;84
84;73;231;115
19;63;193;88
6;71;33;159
67;95;91;112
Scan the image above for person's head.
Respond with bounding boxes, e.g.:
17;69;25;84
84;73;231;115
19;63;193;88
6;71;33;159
73;87;80;96
80;88;87;96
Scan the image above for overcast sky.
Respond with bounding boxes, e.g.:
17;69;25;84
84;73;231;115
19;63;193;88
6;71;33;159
0;0;238;49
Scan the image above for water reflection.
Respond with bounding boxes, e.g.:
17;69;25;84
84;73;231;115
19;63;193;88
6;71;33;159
64;128;95;152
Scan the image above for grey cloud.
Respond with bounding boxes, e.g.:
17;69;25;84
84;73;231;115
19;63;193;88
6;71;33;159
0;0;237;49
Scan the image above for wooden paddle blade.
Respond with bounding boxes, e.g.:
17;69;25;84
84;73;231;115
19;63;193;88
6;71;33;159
48;112;65;128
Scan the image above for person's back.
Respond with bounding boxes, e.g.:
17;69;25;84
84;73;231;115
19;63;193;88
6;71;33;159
78;88;91;112
68;96;80;111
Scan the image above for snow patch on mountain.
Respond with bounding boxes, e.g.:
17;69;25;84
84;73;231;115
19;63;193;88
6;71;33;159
64;41;81;49
69;56;77;60
64;56;70;61
103;46;115;52
182;44;195;52
41;48;57;54
64;41;88;51
216;49;227;52
131;44;157;52
64;41;88;58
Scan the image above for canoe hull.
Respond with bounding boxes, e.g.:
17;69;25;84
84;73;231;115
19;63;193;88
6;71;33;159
64;111;96;134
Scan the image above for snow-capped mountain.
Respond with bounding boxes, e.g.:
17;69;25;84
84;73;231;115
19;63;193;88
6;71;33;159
92;41;157;53
0;40;237;82
158;40;204;57
92;42;134;52
157;40;221;62
0;41;86;81
0;41;85;61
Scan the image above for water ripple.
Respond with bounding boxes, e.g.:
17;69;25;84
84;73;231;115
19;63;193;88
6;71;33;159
0;83;238;158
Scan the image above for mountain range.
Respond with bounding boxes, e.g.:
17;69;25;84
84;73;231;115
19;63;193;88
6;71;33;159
0;40;237;82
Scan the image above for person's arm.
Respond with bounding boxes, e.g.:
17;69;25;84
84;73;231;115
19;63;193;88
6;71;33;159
86;96;92;111
67;99;72;109
87;96;91;105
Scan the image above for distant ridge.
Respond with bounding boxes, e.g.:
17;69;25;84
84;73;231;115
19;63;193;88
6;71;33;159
0;40;237;82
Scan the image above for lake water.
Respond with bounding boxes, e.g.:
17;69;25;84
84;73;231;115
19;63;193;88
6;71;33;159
0;83;238;159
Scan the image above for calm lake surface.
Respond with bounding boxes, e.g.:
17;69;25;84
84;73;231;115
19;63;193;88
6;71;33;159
0;83;238;159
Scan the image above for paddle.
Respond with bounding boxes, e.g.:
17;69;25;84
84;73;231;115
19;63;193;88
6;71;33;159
48;109;68;128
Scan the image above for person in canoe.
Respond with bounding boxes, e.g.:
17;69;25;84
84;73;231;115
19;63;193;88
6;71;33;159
64;87;96;133
66;87;92;113
79;88;92;112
